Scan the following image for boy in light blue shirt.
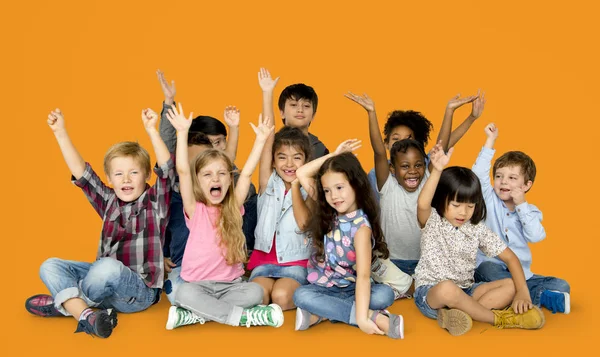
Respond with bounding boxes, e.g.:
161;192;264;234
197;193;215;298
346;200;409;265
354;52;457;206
472;123;570;314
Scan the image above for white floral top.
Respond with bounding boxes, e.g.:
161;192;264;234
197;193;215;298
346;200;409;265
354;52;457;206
414;208;507;289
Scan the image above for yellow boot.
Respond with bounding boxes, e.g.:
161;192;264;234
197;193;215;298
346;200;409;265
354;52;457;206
493;306;545;329
437;308;473;336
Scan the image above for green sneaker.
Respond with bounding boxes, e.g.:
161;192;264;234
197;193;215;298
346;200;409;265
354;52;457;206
166;306;205;330
241;304;284;328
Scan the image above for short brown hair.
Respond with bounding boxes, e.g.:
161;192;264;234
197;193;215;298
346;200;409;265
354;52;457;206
493;151;536;185
103;142;151;177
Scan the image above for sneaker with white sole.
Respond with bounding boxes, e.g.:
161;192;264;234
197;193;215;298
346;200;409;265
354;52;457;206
166;306;205;330
540;290;570;314
241;304;284;328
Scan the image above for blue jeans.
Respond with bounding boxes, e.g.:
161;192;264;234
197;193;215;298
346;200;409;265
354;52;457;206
242;194;258;253
293;283;394;326
39;257;159;315
164;266;185;305
474;261;570;305
249;264;308;285
414;282;484;319
391;259;419;276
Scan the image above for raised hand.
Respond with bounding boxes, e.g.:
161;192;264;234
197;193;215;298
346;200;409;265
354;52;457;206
223;106;240;127
141;108;159;132
156;69;176;104
484;123;498;139
258;68;279;92
165;103;194;132
344;92;375;112
429;140;454;172
446;93;477;111
250;113;275;142
334;139;362;155
47;108;65;132
471;90;486;119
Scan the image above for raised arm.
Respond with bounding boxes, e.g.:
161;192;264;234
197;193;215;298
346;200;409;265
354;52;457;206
157;70;178;153
257;68;279;193
47;109;86;179
345;92;388;190
165;103;196;218
223;106;240;162
472;123;498;199
296;139;362;201
235;114;275;207
417;142;454;227
141;108;171;167
447;91;486;148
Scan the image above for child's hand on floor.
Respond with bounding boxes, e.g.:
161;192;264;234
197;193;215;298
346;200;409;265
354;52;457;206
47;108;65;132
344;92;375;113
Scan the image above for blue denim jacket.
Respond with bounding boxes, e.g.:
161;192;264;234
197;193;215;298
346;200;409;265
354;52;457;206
254;171;310;263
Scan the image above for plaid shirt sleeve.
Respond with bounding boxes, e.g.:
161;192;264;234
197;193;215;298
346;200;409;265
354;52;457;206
148;156;176;220
72;163;114;218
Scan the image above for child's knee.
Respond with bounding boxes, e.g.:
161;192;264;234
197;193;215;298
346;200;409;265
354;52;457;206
500;278;516;296
39;258;63;279
271;287;294;308
370;284;395;309
83;258;122;290
435;280;462;305
246;283;265;305
292;286;311;307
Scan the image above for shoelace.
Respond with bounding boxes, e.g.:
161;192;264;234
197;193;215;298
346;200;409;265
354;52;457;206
245;308;271;327
493;308;516;329
180;310;205;326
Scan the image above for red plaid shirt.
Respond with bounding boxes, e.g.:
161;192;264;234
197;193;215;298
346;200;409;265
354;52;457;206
72;158;175;289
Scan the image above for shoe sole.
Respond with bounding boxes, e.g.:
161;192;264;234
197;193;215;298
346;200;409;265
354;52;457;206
166;306;178;330
95;310;117;338
563;293;571;314
437;309;472;336
391;314;404;340
269;304;284;328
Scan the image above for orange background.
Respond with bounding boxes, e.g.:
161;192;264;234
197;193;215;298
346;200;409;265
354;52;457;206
2;0;598;355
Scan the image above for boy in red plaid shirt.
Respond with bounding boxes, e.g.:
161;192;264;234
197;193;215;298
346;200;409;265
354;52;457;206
25;108;175;338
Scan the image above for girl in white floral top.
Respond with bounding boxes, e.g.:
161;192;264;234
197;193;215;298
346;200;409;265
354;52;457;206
292;140;404;339
413;142;545;336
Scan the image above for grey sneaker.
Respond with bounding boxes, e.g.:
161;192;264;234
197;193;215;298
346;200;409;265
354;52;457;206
166;306;205;330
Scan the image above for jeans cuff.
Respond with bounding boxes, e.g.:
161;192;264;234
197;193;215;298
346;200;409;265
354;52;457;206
54;287;98;316
227;305;244;327
349;302;357;326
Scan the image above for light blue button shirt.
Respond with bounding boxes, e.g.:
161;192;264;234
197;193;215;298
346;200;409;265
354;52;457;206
473;147;546;280
254;171;310;263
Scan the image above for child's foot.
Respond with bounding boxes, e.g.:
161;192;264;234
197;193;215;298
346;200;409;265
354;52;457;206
493;305;545;329
540;290;570;314
241;304;284;328
373;310;404;339
166;306;205;330
295;307;324;331
437;308;472;336
25;294;63;317
74;309;118;338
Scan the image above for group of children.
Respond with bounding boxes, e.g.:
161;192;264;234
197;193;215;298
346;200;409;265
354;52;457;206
25;68;570;339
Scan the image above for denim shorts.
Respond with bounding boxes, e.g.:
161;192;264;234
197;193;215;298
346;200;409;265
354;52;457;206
414;282;484;319
249;264;308;285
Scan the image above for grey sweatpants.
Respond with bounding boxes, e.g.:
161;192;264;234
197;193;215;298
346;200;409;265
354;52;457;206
175;278;263;326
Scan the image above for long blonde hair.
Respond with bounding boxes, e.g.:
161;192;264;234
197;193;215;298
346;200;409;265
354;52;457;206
191;149;247;264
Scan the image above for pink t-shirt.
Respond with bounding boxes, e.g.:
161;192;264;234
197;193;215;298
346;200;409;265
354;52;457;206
181;201;245;282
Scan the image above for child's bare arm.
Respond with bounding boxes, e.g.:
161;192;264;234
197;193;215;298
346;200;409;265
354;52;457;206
235;114;275;207
257;69;279;194
446;91;485;148
47;109;86;179
354;226;384;335
497;247;533;314
142;108;171;167
345;92;388;190
223;106;240;162
296;139;362;201
165;103;197;218
291;179;310;231
418;142;453;227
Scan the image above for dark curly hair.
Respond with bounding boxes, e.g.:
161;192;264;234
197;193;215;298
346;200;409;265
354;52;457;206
383;110;433;147
389;139;427;167
307;153;389;263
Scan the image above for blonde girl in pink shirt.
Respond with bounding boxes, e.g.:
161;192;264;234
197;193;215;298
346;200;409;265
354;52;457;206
163;103;283;330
